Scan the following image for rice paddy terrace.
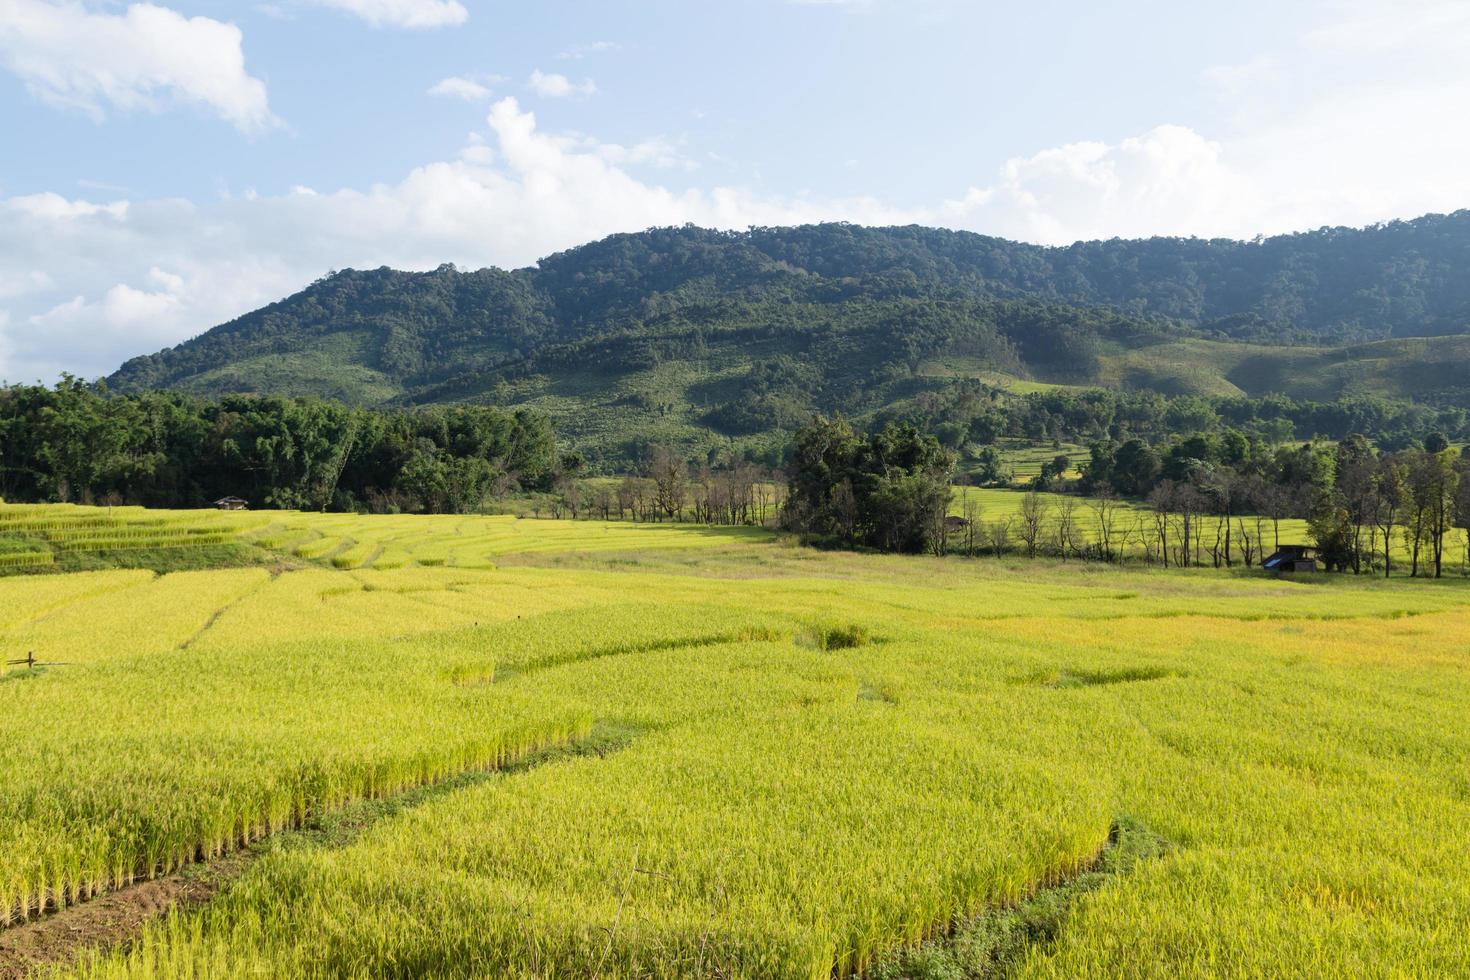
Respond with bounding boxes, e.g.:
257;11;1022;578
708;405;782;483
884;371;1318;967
2;503;1469;978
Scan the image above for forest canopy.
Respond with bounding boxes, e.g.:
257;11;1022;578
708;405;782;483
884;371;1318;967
0;380;556;513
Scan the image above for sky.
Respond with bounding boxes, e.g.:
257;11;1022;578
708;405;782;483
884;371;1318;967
2;0;1470;382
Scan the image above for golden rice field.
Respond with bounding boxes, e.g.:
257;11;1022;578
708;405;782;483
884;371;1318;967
2;503;1470;978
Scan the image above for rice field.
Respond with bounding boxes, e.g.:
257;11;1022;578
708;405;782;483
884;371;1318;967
241;512;770;569
0;506;253;569
2;506;1469;978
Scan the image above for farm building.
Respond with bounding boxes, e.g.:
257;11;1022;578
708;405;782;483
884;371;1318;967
1263;545;1317;574
213;496;250;511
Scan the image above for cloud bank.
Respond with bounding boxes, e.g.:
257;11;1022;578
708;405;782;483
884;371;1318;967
0;0;275;132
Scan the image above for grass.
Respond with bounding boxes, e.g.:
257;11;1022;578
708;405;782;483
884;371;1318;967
990;441;1090;483
1;510;1469;977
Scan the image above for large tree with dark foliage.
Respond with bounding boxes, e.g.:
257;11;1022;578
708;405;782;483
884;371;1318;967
783;417;954;554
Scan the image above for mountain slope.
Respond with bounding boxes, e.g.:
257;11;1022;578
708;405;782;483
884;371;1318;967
106;215;1470;462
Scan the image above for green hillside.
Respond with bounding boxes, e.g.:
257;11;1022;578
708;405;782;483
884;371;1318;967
106;218;1470;464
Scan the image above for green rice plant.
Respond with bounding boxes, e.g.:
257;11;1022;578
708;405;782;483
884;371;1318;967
0;551;54;569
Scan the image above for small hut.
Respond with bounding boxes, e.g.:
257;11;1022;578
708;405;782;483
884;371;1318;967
1262;545;1316;574
213;496;250;511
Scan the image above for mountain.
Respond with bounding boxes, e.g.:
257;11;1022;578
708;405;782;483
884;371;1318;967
107;214;1470;464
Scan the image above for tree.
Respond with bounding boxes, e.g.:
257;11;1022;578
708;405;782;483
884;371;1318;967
1308;498;1355;572
961;492;982;556
1376;457;1408;578
1088;490;1123;563
783;417;955;554
1017;491;1050;557
985;517;1013;557
1457;455;1470;575
1054;496;1079;560
1421;449;1459;578
646;445;688;521
1147;482;1175;568
1335;435;1378;573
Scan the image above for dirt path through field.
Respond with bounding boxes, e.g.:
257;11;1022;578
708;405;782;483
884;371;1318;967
0;726;635;978
0;852;253;979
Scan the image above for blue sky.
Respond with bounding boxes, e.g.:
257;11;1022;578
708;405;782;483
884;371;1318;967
2;0;1469;381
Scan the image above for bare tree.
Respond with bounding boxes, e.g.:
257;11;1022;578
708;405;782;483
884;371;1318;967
1140;512;1162;566
646;446;688;521
962;491;982;556
1147;482;1175;568
554;473;583;520
1053;496;1078;561
1236;518;1257;567
1088;489;1122;563
985;517;1013;557
594;484;615;520
1017;490;1050;558
1263;483;1291;552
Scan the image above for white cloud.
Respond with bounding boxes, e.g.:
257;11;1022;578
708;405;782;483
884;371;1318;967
1193;0;1470;234
5;192;129;221
0;97;917;381
0;0;277;133
943;125;1264;243
304;0;467;29
527;69;596;99
428;75;493;101
556;40;618;60
593;136;694;171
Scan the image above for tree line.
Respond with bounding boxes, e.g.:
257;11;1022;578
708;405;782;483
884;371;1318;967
779;414;1470;576
891;381;1468;462
535;446;785;526
1071;430;1469;576
0;381;557;513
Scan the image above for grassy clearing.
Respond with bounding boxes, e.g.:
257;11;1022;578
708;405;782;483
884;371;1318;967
1;514;1467;977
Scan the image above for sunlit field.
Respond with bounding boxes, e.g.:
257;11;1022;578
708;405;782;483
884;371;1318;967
3;504;1469;978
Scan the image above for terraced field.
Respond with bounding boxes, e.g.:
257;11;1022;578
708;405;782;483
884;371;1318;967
3;508;1469;978
243;511;771;570
0;506;255;571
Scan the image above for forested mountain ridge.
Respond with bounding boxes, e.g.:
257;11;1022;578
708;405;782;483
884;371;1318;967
105;213;1470;464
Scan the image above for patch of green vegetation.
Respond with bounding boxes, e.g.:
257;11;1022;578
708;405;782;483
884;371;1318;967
866;817;1169;980
796;622;874;651
1048;666;1177;688
178;331;405;404
52;544;276;575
